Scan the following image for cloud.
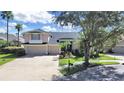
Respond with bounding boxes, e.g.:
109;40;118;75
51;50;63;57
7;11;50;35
13;11;54;24
9;22;17;27
22;24;28;28
42;26;57;32
9;22;28;29
62;23;74;30
63;26;72;30
61;25;81;32
0;28;6;33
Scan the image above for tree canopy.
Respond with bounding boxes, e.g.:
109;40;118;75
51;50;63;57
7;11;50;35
55;11;124;65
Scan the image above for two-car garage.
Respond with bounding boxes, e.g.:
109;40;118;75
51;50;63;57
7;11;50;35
23;44;60;55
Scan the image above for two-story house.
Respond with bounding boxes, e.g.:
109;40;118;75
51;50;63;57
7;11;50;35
23;29;79;55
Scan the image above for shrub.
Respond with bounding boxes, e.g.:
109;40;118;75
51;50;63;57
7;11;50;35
1;47;25;57
0;40;7;48
60;64;86;76
15;48;25;57
59;51;74;59
9;41;21;46
73;49;82;57
107;49;114;53
60;63;99;76
59;51;66;59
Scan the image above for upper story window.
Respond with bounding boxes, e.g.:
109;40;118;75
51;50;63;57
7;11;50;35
31;34;40;40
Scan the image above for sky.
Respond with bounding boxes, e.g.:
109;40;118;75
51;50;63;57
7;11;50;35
0;11;81;36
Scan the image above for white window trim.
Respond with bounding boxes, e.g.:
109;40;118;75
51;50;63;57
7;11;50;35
30;33;42;43
31;33;41;40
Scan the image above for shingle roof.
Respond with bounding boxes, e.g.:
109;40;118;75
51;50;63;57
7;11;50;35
0;33;24;43
0;33;17;41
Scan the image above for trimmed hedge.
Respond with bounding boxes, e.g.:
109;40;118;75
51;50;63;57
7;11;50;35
1;47;25;57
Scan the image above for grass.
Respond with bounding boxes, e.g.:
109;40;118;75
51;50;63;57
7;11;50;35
59;57;83;66
97;54;118;60
92;61;119;65
59;54;119;66
0;53;16;65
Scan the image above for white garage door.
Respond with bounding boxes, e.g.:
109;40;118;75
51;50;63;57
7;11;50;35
23;44;60;55
24;45;48;55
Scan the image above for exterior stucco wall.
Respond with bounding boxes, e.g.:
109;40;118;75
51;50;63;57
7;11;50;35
41;33;49;43
48;45;61;55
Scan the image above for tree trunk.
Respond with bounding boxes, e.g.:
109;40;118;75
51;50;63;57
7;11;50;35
18;30;20;47
95;49;99;57
83;40;90;66
6;18;9;46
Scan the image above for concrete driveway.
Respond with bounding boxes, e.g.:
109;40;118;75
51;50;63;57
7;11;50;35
0;55;61;81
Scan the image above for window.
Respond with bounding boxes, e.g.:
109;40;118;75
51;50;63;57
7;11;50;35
31;34;40;40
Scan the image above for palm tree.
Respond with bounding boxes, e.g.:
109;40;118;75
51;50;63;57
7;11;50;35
15;24;23;47
1;11;14;46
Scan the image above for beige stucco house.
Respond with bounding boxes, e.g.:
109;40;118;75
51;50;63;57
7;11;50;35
22;29;124;55
23;29;79;55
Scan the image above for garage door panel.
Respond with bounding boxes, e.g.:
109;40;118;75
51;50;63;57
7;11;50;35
24;44;60;55
25;45;48;55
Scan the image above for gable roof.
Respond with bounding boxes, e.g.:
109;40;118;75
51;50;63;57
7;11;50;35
22;29;50;35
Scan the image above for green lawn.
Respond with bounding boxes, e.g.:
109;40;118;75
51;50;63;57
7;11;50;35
92;61;119;65
97;54;118;60
59;54;119;66
59;57;83;66
0;53;16;65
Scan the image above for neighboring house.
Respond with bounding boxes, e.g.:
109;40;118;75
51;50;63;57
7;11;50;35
0;33;24;43
103;35;124;54
0;37;6;40
112;39;124;54
23;29;80;55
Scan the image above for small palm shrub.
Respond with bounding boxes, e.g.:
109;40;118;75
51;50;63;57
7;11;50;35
59;51;74;59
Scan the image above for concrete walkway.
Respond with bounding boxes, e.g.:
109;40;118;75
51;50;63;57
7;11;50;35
0;55;61;81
